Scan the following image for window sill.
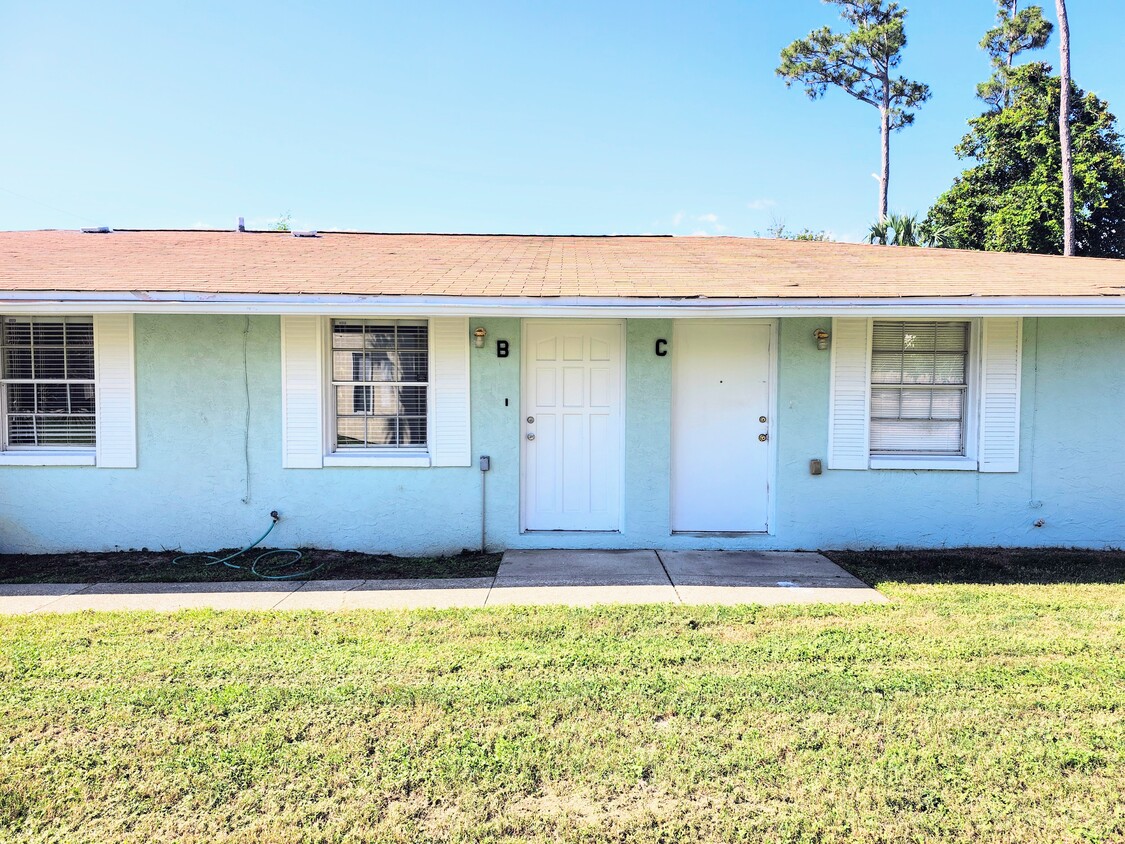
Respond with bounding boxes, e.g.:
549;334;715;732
0;450;96;467
869;456;978;472
323;452;431;468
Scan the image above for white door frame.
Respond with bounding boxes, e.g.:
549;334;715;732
670;318;779;535
519;319;627;533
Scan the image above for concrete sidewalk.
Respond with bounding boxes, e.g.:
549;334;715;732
0;550;887;614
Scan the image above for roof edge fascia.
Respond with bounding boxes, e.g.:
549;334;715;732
2;291;1125;318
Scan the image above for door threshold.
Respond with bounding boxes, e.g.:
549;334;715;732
671;530;769;537
522;530;623;535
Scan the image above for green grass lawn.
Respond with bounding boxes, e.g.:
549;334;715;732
1;557;1123;842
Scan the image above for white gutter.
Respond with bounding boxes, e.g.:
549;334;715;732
3;290;1125;317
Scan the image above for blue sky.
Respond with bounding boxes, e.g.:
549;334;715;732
1;1;1121;241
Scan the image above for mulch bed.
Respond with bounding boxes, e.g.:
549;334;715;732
0;548;502;584
827;546;1125;585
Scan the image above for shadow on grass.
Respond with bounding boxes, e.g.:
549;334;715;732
0;548;502;584
826;547;1125;586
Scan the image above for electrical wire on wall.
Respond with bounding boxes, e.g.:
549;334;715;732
169;323;317;578
241;315;252;505
1029;317;1041;503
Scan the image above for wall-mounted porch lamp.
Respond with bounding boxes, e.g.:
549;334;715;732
473;327;488;348
813;328;830;351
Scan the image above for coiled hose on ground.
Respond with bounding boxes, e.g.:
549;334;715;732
172;512;324;580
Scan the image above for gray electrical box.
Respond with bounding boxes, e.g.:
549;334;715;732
479;455;491;472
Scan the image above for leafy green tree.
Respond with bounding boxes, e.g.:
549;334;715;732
926;64;1125;257
777;0;930;221
788;228;833;242
756;220;833;241
977;1;1053;109
270;211;292;232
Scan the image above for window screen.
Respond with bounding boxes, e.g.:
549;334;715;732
1;316;96;448
871;321;969;455
332;319;428;449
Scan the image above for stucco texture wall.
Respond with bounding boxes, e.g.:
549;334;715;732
772;317;1124;549
1;315;481;556
2;315;1122;554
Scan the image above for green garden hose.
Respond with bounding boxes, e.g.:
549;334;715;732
172;513;324;580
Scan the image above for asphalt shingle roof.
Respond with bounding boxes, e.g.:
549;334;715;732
2;229;1123;299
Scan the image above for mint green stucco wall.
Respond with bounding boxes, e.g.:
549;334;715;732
2;314;1123;553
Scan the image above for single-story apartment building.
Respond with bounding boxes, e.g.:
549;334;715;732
1;228;1123;555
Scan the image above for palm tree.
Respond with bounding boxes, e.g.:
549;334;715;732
867;213;950;247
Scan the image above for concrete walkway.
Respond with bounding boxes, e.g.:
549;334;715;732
0;551;886;614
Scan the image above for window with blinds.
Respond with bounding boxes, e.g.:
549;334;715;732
870;321;970;455
1;316;96;448
331;319;428;449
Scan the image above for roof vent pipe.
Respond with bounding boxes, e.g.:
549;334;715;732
237;217;245;232
81;226;112;234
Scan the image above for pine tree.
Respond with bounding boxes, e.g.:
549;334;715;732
777;1;930;222
977;1;1053;109
1055;0;1076;255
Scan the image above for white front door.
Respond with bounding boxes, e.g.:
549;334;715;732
672;320;772;532
522;321;624;531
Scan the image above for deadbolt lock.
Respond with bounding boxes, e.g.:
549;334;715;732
758;433;768;442
759;416;767;423
527;416;535;424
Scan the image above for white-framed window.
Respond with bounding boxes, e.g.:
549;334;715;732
329;318;430;452
0;313;135;468
1;315;96;450
281;315;470;470
870;320;974;457
828;316;1021;473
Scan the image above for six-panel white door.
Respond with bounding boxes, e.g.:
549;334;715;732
672;321;772;532
522;321;623;531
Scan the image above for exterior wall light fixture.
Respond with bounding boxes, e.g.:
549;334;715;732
473;327;488;348
814;329;830;351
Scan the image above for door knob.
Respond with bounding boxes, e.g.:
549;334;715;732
758;433;768;442
527;433;535;441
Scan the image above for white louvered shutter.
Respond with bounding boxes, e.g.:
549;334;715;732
281;316;324;468
827;317;872;470
429;317;471;467
93;314;137;468
978;317;1023;473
